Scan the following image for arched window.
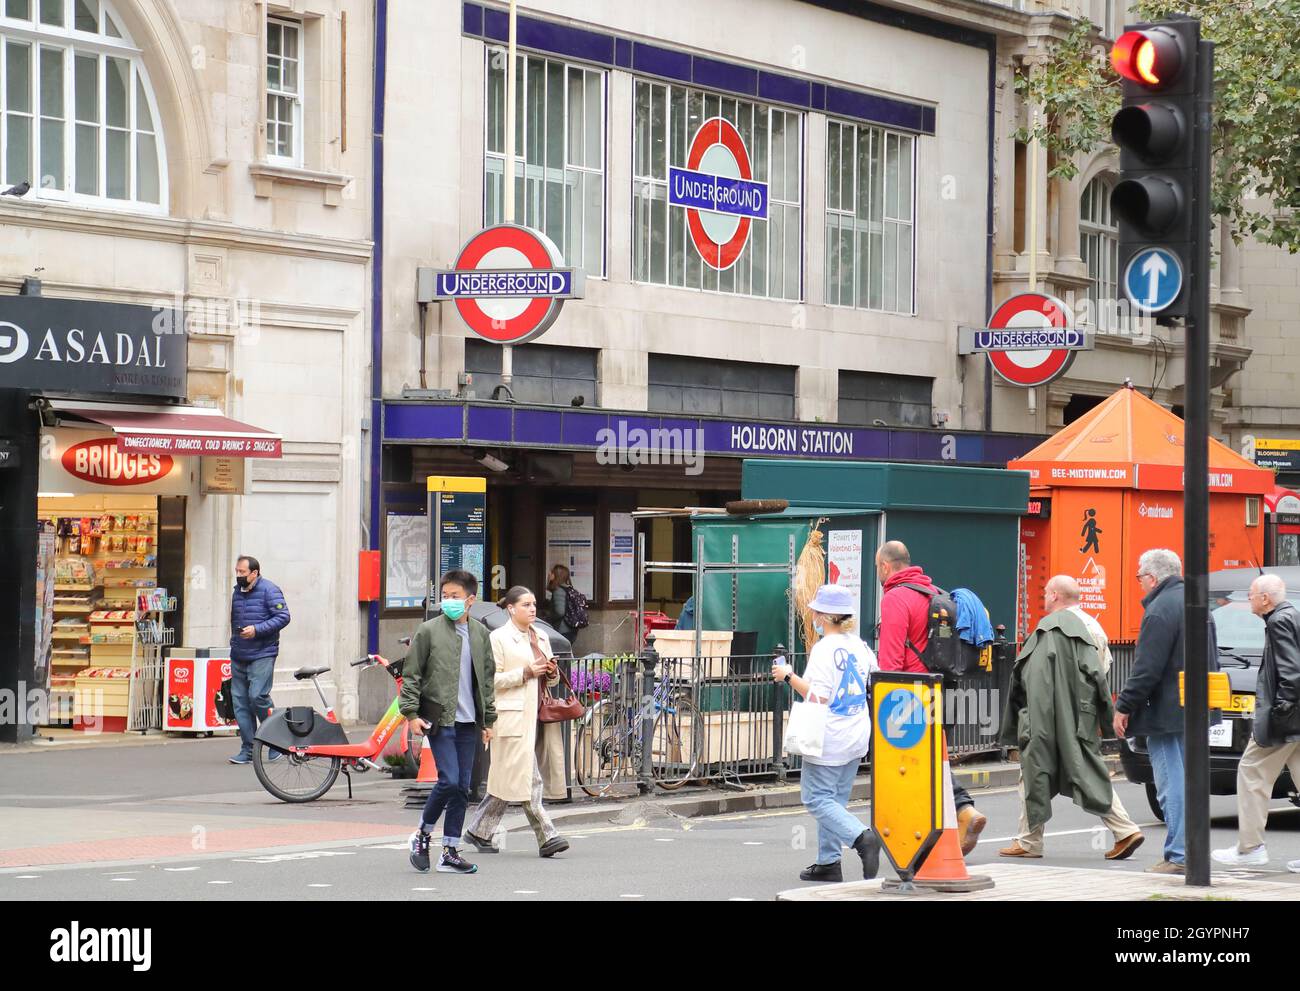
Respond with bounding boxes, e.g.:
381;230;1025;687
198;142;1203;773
0;0;167;212
1080;174;1120;331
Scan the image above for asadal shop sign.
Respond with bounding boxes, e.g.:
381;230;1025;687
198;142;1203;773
0;297;186;399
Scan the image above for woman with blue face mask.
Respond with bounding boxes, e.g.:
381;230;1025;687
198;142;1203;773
772;584;881;883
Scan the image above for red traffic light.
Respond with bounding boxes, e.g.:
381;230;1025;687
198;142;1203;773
1111;28;1184;88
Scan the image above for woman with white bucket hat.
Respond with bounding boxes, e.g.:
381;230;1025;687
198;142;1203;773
772;583;881;883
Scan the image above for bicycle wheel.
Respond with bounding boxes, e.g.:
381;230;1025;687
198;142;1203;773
651;694;702;790
252;741;341;803
573;703;623;798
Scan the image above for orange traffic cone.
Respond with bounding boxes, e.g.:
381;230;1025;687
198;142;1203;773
416;734;438;783
909;736;994;892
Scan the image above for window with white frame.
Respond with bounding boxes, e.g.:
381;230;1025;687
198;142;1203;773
825;119;915;314
0;0;165;209
265;16;302;165
1080;174;1123;332
633;80;802;300
485;49;605;277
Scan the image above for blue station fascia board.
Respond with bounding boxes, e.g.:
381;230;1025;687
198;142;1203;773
383;400;1043;468
462;2;936;136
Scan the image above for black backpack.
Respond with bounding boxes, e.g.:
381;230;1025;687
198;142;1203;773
899;583;972;678
562;584;590;630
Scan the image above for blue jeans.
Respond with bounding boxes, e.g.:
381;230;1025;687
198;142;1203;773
420;722;479;845
800;759;866;865
231;655;276;757
1147;732;1186;865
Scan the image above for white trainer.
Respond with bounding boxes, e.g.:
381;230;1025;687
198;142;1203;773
1288;860;1300;874
1211;844;1268;867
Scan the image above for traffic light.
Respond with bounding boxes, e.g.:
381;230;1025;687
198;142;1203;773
1109;18;1201;321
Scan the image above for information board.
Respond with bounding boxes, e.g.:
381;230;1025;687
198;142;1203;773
426;477;488;610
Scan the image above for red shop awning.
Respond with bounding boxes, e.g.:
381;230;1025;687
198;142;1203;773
52;401;282;458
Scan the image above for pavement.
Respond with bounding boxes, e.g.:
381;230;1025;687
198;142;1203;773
2;731;1298;900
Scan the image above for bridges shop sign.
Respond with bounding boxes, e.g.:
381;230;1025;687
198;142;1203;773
0;297;186;399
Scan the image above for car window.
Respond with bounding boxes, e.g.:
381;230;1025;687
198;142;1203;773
1212;601;1265;652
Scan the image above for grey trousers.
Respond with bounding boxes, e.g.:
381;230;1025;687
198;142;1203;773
1235;738;1300;852
466;751;560;848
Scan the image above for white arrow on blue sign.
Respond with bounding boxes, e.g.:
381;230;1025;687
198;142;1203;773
1123;247;1184;314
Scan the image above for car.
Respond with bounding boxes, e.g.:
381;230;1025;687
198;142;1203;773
1117;594;1299;820
1207;565;1300;606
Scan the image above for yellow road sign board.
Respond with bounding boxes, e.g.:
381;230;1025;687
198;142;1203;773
870;672;944;878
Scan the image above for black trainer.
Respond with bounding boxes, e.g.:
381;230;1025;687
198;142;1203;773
539;837;570;858
853;829;881;879
464;830;500;854
437;846;478;874
799;861;843;883
408;829;431;873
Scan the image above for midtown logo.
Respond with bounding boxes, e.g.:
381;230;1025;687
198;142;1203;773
1138;503;1174;519
50;922;151;971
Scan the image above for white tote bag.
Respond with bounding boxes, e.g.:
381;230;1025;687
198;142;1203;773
783;700;829;758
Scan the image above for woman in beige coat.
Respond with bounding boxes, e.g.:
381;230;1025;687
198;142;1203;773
464;586;570;858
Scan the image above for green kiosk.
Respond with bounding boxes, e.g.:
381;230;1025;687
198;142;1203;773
692;460;1031;656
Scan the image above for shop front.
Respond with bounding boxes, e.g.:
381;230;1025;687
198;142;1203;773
372;397;1043;675
2;294;279;741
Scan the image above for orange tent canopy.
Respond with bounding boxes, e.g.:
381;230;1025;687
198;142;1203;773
1008;386;1272;495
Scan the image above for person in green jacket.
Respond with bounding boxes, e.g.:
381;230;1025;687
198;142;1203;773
401;570;497;876
998;575;1144;861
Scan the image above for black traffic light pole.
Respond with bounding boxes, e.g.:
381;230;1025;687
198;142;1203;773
1182;36;1215;890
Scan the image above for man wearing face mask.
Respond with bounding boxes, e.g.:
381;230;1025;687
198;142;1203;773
401;570;497;875
228;555;291;765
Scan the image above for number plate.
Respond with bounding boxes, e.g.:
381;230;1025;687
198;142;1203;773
1208;720;1234;749
1226;693;1255;714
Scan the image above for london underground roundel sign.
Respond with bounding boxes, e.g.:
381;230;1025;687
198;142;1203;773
432;224;584;345
669;117;768;270
983;292;1079;388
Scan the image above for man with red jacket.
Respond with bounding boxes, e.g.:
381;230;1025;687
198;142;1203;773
874;540;988;854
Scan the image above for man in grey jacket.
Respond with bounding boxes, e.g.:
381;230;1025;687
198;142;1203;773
1213;574;1300;870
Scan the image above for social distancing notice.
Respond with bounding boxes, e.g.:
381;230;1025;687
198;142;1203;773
870;672;944;877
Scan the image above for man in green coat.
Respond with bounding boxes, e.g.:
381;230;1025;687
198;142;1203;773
400;570;497;876
998;575;1144;860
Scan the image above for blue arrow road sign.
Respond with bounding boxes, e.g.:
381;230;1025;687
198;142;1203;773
1123;247;1184;314
877;688;929;750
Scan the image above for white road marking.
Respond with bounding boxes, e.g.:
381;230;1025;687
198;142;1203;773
366;843;410;851
207;881;233;885
620;894;643;899
103;870;141;876
307;884;331;888
164;867;200;872
110;877;135;882
13;875;41;879
412;887;437;891
979;822;1163;845
513;889;539;894
743;842;763;846
729;897;755;901
654;838;674;843
233;850;357;864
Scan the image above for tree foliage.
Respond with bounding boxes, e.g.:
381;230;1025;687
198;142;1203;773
1015;1;1300;250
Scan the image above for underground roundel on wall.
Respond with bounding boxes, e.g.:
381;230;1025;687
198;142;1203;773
982;292;1081;388
669;117;769;270
432;224;585;345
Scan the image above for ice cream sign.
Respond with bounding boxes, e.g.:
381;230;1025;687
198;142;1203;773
669;117;768;270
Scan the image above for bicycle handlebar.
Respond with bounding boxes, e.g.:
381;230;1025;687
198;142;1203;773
350;654;390;668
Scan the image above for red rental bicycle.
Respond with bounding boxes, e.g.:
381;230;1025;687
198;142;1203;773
252;640;414;803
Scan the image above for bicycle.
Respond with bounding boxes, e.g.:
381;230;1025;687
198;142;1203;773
571;664;704;796
251;641;413;803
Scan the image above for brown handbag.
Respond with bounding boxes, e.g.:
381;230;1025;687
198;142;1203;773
538;662;586;723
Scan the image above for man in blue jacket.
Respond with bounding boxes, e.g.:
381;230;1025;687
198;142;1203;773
228;555;291;764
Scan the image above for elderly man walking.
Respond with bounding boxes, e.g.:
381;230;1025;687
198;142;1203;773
998;575;1144;860
1212;574;1300;869
1113;548;1210;875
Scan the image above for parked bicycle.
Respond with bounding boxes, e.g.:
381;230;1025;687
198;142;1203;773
572;663;703;796
252;639;413;803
